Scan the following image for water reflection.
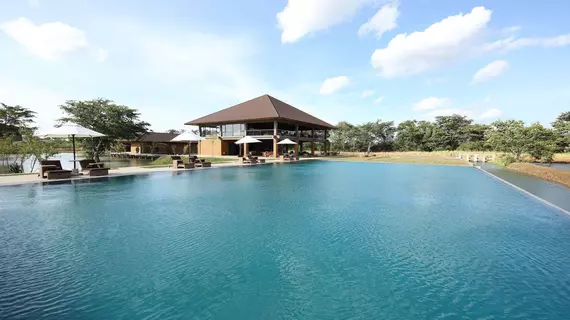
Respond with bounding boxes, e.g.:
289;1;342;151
23;153;153;172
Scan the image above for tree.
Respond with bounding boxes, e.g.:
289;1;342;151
167;129;181;135
458;124;491;151
525;122;557;162
0;103;37;139
329;121;355;152
552;111;570;152
486;120;528;160
430;115;472;150
58;98;150;161
21;136;61;173
395;120;423;151
359;120;395;153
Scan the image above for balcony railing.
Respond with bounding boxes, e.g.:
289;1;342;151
246;129;274;136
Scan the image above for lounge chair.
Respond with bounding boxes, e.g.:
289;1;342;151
39;160;72;178
171;156;195;169
78;159;110;176
78;159;105;171
190;156;211;168
46;170;72;180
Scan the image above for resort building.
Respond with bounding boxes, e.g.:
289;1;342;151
185;95;335;157
123;132;194;155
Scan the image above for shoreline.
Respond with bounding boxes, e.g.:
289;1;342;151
506;163;570;189
0;159;296;187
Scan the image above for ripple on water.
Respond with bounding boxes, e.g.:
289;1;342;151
1;162;570;319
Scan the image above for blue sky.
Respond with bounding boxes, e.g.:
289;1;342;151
1;0;570;131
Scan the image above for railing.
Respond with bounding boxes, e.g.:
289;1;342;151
246;129;274;136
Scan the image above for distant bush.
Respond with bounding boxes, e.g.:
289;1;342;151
495;154;517;166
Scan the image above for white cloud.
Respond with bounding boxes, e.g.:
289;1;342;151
371;6;492;77
471;60;509;84
413;97;452;111
0;17;89;60
319;76;350;94
479;108;503;119
374;96;385;104
358;1;399;39
277;0;372;43
484;34;570;52
361;89;374;98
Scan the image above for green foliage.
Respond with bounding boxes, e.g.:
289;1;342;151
486;120;556;162
495;154;518;166
552;111;570;152
58;98;150;161
430;115;473;150
0;136;59;173
457;141;488;151
0;103;37;139
524;122;556;162
329;120;395;152
486;120;527;160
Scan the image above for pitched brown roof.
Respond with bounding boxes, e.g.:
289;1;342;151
185;95;335;129
135;132;179;143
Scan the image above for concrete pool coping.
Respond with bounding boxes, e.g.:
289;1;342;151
0;159;312;187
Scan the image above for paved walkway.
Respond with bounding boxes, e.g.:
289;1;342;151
0;159;291;187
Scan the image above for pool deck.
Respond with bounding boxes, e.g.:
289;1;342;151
0;159;295;187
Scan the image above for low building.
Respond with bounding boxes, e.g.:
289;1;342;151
185;94;335;157
125;132;193;155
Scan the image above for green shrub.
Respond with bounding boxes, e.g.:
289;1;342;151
495;154;517;166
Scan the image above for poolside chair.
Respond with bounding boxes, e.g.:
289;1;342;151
171;156;195;169
78;159;105;171
39;160;72;179
190;156;211;168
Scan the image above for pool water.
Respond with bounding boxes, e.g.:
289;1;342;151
1;161;570;319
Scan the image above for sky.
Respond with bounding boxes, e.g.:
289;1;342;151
1;0;570;131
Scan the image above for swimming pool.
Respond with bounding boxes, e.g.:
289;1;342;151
1;161;569;319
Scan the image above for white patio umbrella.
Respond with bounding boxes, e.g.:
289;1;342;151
171;132;204;156
277;138;297;155
37;123;105;172
277;138;297;145
235;136;261;156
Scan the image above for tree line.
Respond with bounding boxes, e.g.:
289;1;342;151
329;113;570;163
1;99;149;173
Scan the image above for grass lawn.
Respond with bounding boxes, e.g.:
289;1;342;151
322;154;471;166
149;155;236;167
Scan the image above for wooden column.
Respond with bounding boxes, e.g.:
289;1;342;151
273;136;278;158
295;124;300;157
273;121;278;158
244;143;249;156
324;130;328;153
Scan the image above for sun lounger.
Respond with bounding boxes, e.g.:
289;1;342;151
88;167;110;176
39;160;68;178
171;156;197;169
189;156;211;167
78;159;105;171
46;170;72;180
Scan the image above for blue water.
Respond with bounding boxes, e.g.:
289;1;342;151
1;161;570;319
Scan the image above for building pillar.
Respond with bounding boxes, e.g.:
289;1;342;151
311;141;315;155
295;124;300;157
324;130;328;154
273;136;278;158
273;121;278;136
244;143;249;156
